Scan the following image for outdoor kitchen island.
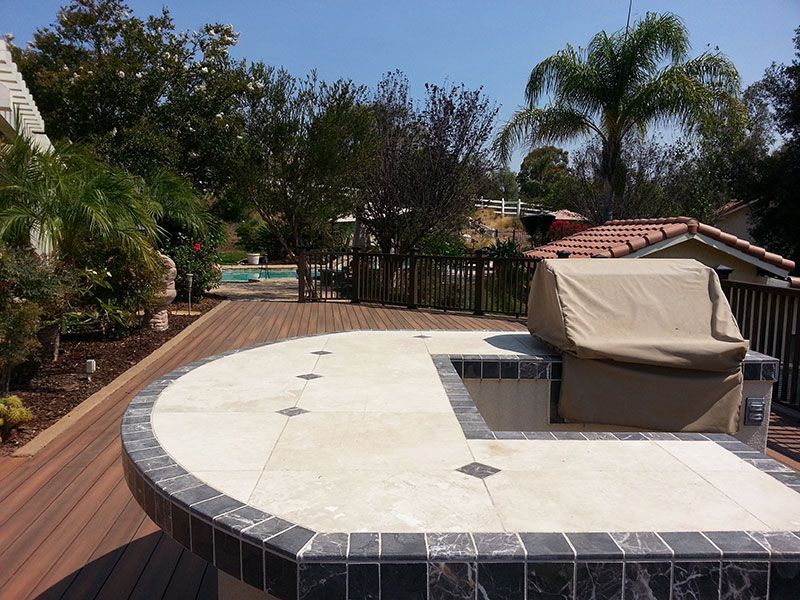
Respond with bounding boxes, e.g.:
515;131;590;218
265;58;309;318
122;330;800;600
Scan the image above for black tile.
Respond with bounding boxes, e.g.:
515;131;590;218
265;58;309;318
519;533;574;560
153;493;172;533
613;432;645;440
380;563;427;599
452;360;463;377
575;562;622;600
457;462;501;480
127;446;166;461
267;526;315;558
482;360;500;379
567;533;623;560
659;531;721;559
171;484;220;509
549;381;563;423
500;361;519;379
624;562;670;600
493;430;526;440
190;515;213;562
705;531;769;559
523;431;556;440
762;361;778;381
215;506;271;535
472;532;525;561
477;562;525;598
191;494;245;521
552;431;584;440
381;533;426;561
551;361;563;379
527;561;574;600
299;563;347;600
214;529;241;577
246;517;294;543
747;532;800;558
426;533;476;561
277;406;309;417
171;506;191;548
428;562;477;600
241;541;264;590
720;561;767;600
155;473;199;495
672;562;720;600
743;362;762;380
143;485;155;519
302;533;348;561
463;361;482;378
769;562;800;599
148;464;189;483
265;551;297;599
610;532;672;559
348;533;380;561
347;563;379;599
581;432;617;440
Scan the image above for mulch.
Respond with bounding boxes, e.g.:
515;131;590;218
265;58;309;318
0;296;222;456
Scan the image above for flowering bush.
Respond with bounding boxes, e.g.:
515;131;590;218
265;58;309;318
160;224;223;300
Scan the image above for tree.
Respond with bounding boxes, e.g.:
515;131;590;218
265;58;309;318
239;65;373;262
480;168;519;202
516;146;568;202
12;0;249;195
357;72;497;253
495;12;740;220
748;27;800;269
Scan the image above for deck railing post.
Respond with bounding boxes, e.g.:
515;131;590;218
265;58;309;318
297;250;307;303
407;247;418;309
351;247;361;304
473;255;485;315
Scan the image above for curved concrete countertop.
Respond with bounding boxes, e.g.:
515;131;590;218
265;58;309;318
122;331;800;599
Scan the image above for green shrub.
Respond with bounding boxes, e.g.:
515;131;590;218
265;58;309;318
0;395;33;442
235;220;289;261
217;250;248;264
161;221;224;300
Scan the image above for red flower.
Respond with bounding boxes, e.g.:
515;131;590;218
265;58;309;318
193;243;201;251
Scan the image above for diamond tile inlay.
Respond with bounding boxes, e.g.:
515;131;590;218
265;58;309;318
413;334;431;339
277;407;309;417
297;373;322;380
456;462;500;479
310;350;332;356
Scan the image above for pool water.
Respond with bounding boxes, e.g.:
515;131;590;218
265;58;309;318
220;268;298;282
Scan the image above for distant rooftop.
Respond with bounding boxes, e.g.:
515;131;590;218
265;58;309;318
526;216;795;276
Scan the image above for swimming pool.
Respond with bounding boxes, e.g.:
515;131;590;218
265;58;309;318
220;268;298;282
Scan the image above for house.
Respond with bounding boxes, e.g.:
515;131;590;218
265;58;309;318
525;216;797;287
714;200;756;240
0;40;51;151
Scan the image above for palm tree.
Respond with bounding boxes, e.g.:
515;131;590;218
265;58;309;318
0;134;208;262
496;12;740;220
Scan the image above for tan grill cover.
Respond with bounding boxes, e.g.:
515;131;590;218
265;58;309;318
528;259;748;433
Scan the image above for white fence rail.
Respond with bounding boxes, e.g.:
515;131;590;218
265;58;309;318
475;197;538;217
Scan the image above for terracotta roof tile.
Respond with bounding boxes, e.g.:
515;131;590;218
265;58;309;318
526;216;796;275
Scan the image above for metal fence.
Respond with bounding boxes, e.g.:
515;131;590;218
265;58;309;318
300;250;537;318
722;280;800;409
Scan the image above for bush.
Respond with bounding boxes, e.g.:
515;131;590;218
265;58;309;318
0;395;33;442
0;245;75;390
235;220;289;261
161;221;224;300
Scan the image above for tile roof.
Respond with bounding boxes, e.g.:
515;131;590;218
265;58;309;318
526;216;795;273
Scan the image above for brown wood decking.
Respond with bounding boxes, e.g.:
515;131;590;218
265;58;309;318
0;301;524;600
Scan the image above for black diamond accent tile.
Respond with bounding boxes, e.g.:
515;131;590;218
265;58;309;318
413;334;431;338
310;350;332;355
456;461;500;479
276;407;309;417
297;373;322;380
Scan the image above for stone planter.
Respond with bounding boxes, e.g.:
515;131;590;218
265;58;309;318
245;253;260;265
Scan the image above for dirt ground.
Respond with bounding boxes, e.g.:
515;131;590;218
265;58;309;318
1;297;221;455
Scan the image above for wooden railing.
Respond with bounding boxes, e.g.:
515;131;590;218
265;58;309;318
722;280;800;409
300;250;537;318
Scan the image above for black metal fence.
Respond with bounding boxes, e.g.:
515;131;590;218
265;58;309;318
299;250;537;318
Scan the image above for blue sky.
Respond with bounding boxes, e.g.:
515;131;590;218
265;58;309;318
4;0;799;166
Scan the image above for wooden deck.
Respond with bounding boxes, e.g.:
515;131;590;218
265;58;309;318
0;301;524;600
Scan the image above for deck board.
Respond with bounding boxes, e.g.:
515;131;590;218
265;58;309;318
0;301;523;600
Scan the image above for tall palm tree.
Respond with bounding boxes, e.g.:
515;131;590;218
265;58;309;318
496;12;740;220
